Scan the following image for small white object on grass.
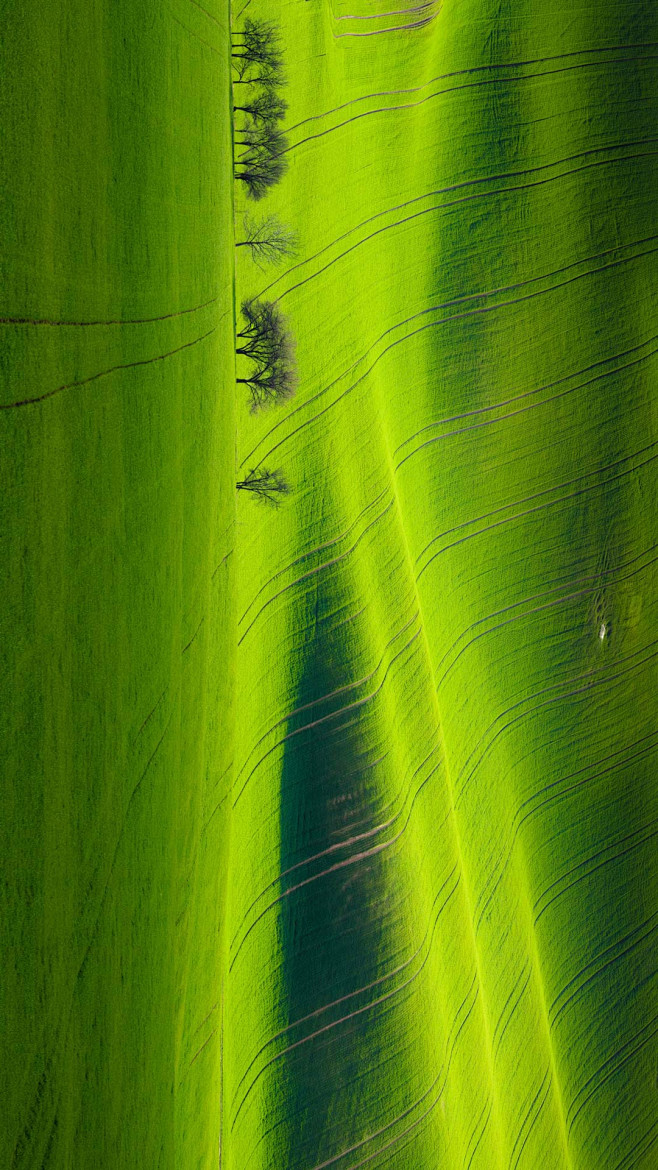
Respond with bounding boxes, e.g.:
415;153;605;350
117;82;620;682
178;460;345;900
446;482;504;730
599;622;607;640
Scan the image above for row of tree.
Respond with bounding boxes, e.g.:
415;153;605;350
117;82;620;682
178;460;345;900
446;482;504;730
233;18;296;507
233;18;289;201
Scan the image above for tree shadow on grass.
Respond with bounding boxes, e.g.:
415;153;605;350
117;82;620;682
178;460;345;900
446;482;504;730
276;636;393;1166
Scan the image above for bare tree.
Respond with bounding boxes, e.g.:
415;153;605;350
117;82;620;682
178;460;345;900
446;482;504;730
237;298;287;361
232;19;284;83
232;58;286;89
236;299;297;400
236;216;297;268
236;466;291;506
236;350;297;412
236;297;298;411
235;123;288;160
234;123;289;201
234;88;288;127
232;18;280;63
234;150;288;200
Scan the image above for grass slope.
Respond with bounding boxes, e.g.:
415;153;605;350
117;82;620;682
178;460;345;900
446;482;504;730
0;3;235;1167
229;0;658;1167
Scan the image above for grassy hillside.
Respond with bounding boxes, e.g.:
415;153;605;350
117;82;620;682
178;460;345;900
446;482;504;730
229;0;658;1167
2;0;657;1168
0;3;235;1167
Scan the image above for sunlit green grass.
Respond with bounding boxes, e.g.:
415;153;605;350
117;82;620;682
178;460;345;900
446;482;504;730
2;0;657;1167
1;3;235;1167
228;1;658;1166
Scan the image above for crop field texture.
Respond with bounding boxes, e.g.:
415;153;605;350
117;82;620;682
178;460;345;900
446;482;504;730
1;2;235;1167
230;0;658;1168
1;1;657;1169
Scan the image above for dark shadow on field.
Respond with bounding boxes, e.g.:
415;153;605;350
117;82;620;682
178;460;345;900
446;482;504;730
277;634;390;1164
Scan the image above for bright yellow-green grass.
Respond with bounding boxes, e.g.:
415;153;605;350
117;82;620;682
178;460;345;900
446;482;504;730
229;0;658;1167
2;0;658;1168
1;2;235;1167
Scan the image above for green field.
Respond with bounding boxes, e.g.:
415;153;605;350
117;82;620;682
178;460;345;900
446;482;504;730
1;2;235;1166
2;1;657;1168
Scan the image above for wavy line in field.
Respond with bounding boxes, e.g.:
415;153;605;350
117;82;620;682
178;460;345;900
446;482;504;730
454;631;658;806
566;1011;658;1136
230;862;459;1132
433;541;658;692
247;267;658;489
613;1121;658;1170
231;602;418;869
464;1095;494;1170
283;57;658;155
247;213;658;482
233;617;422;811
234;589;416;797
333;1;436;20
284;43;658;132
200;790;230;839
0;295;220;327
416;444;655;585
229;858;461;1118
462;626;658;780
534;816;658;927
454;638;658;812
237;497;396;646
550;907;658;1030
332;9;439;36
229;747;444;966
233;663;397;797
258;137;658;303
191;1004;221;1045
229;673;414;917
509;1067;552;1170
231;741;441;953
239;974;478;1169
244;238;658;471
211;547;233;580
271;145;658;306
131;687;169;748
415;439;658;576
304;977;481;1170
238;488;389;626
182;616;205;656
233;708;390;870
401;369;658;492
492;962;532;1056
187;1027;218;1073
233;617;423;807
277;600;371;663
230;659;426;903
0;328;217;410
395;329;658;461
474;732;658;935
440;585;655;823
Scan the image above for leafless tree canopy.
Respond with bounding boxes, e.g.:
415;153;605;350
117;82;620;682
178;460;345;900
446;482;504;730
234;120;289;201
235;122;288;161
236;298;298;411
232;18;288;198
234;89;288;128
231;19;285;84
236;467;291;506
236;215;297;268
234;152;288;201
